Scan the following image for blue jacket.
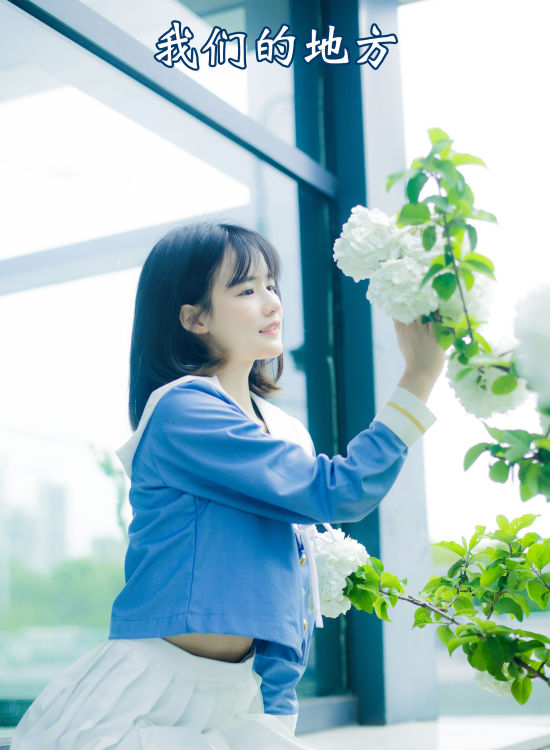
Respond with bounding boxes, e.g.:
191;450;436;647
109;374;436;715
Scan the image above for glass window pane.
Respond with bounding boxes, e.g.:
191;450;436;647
0;1;330;712
80;0;298;147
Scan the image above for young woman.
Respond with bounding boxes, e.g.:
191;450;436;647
11;221;445;749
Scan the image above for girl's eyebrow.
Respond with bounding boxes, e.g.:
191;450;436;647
226;273;275;288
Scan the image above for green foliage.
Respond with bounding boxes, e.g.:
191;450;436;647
386;127;519;410
346;513;550;704
0;558;125;629
463;425;550;502
350;128;550;706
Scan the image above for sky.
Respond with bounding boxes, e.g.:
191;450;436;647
1;0;550;563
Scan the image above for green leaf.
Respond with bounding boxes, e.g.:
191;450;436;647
511;675;532;704
432;540;466;556
526;544;550;571
526;580;550;610
515;639;547;653
407;173;428;204
374;595;391;622
464;442;492;470
519;531;541;547
461;252;495;271
419;262;445;289
472;330;492;352
397;203;431;225
437;625;454;646
493;594;524;621
422;225;436;250
432;323;455;349
503;444;528;462
489;461;510;483
496;514;510;530
369;557;384;576
428;127;452;146
450;153;487;167
493;530;517;543
421;574;444;594
380;571;405;593
386;168;410;192
413;607;433;629
458;265;475;290
506;592;531;619
520;464;539;501
423;195;452;213
349;586;376;613
468;643;486;671
433;273;457;300
534;436;550;451
460;261;496;280
510;513;540;546
434;159;459;188
453;595;478;615
465;224;478;251
491;375;518;395
447;635;480;655
480;565;505;588
470;207;498;223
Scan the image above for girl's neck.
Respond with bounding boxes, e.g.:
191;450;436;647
215;369;255;418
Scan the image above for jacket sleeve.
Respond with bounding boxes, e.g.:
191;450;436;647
144;380;436;525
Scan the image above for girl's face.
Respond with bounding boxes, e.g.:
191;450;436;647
193;246;283;365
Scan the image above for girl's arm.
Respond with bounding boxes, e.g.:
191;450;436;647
142;378;435;526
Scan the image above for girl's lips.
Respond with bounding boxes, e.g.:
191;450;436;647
259;322;281;333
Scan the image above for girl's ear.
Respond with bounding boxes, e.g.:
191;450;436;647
179;304;209;335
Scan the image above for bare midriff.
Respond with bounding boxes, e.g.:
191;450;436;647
162;633;254;663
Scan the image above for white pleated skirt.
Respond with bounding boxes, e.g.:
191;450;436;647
10;637;318;750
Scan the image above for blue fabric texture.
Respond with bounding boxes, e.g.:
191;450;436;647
109;376;411;714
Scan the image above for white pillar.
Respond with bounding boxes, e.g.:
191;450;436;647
359;0;439;722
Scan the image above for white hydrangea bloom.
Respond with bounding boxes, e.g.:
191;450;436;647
366;252;440;323
332;206;410;282
447;334;530;418
307;528;370;619
334;204;494;327
438;274;495;324
474;665;513;699
513;284;550;408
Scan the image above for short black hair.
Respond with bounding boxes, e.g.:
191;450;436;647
127;221;284;430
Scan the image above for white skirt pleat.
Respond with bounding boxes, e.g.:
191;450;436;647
10;637;318;750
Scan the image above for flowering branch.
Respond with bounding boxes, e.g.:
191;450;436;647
330;127;550;706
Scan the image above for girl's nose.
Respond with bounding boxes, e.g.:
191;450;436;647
266;297;282;315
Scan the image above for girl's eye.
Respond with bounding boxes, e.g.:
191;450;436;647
240;284;277;296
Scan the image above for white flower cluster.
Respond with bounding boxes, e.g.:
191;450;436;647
307;527;370;618
332;206;408;281
513;284;550;408
446;333;530;418
438;273;495;324
333;205;493;325
474;664;513;699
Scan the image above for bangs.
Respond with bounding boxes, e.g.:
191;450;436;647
222;227;281;290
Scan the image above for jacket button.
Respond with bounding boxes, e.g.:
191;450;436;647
301;587;305;597
299;553;307;566
303;618;308;631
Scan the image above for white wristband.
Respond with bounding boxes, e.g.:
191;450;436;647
374;385;437;448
